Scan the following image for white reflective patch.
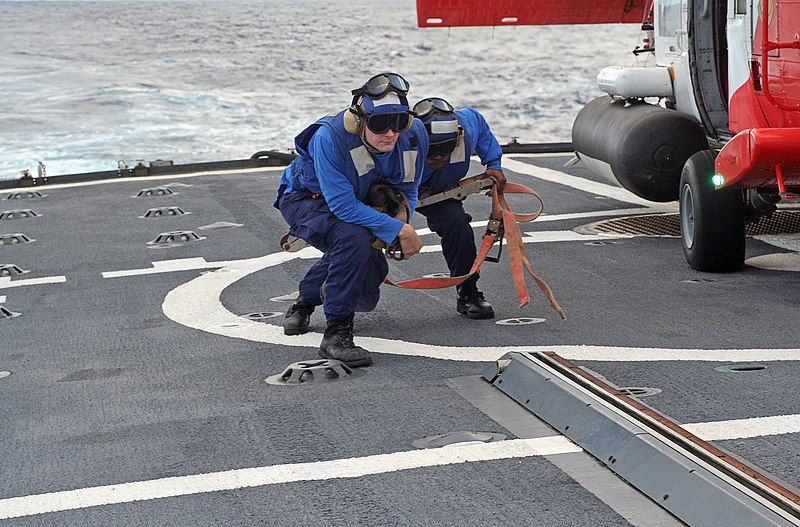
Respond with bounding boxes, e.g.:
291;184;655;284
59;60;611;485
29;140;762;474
450;139;466;164
372;92;402;108
430;120;458;134
350;145;375;177
403;150;417;182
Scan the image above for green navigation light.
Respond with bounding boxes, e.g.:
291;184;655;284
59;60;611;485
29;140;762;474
711;174;724;187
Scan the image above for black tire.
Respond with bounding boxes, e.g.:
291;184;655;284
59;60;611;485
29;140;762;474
679;150;746;272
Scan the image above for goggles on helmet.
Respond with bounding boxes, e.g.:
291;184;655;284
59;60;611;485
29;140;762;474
427;137;458;158
365;112;412;134
413;97;455;121
352;72;410;99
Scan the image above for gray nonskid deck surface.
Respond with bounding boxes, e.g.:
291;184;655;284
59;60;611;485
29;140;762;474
2;157;798;525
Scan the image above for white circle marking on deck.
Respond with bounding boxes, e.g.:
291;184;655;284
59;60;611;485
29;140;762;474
161;248;800;363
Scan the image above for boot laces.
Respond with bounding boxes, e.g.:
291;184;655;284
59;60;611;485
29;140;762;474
329;313;356;347
337;323;355;347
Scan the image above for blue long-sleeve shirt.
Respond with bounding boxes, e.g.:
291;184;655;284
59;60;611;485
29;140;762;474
277;111;428;244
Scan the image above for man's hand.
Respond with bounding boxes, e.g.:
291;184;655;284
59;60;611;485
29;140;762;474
486;168;507;193
397;223;422;260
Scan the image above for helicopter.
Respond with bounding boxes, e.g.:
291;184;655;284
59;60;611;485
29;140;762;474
416;0;800;272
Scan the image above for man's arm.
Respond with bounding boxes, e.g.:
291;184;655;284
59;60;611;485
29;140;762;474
461;108;507;192
310;129;406;245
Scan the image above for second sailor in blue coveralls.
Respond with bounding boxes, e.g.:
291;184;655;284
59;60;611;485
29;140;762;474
274;73;428;367
413;97;508;319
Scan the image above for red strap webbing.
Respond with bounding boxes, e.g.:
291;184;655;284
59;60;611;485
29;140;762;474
384;179;566;319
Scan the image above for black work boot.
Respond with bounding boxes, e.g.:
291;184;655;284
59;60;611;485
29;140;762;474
283;298;315;335
456;286;495;320
318;313;373;367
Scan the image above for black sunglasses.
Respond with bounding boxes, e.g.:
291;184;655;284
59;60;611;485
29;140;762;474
365;112;412;134
413;97;455;120
427;138;458;157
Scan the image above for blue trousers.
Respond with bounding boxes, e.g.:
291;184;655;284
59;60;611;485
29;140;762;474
278;191;388;319
416;199;479;291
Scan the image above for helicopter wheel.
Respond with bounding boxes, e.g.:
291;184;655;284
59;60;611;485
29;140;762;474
679;150;746;272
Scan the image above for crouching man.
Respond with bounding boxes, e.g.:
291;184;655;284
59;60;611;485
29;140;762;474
274;73;428;367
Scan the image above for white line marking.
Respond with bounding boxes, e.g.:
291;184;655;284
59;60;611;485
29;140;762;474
502;157;673;208
103;251;323;279
745;253;800;272
0;295;5;303
102;257;220;278
753;234;800;252
0;437;580;520
684;414;800;441
521;230;627;243
160;251;800;363
0;276;66;290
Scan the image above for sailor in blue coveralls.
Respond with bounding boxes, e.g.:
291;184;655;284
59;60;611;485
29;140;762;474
413;97;508;319
274;73;428;367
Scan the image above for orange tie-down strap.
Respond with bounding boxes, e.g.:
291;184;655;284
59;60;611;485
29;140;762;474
384;178;566;319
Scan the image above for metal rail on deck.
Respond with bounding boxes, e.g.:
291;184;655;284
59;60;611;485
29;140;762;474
484;351;800;527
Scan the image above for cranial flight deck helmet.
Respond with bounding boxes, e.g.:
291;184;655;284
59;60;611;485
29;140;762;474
413;97;462;157
344;72;414;135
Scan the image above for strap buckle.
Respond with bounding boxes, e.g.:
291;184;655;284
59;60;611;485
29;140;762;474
484;219;504;263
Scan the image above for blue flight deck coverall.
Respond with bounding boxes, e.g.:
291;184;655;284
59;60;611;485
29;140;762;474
275;110;429;319
416;108;503;291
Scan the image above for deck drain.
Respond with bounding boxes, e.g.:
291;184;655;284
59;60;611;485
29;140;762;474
412;431;506;449
0;233;35;246
147;231;205;245
0;371;10;379
1;306;20;318
4;191;44;199
579;213;681;237
243;311;282;321
579;210;800;237
496;317;546;325
265;360;355;386
715;364;768;373
199;221;243;230
135;187;174;198
141;207;189;218
0;264;27;276
0;209;40;220
618;386;662;398
682;278;719;283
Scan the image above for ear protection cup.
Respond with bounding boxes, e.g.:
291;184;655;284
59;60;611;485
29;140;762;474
343;107;363;134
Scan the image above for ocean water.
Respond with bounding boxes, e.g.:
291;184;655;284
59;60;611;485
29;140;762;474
0;0;642;179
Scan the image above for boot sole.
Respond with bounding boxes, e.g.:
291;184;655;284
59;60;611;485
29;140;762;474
457;307;495;320
283;326;310;336
318;348;373;368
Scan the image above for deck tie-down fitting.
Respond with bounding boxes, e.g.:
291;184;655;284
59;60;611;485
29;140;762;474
0;209;40;220
147;231;205;245
264;360;355;385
